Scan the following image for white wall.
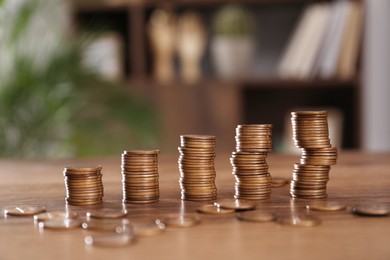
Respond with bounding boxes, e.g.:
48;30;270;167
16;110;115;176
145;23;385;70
362;0;390;151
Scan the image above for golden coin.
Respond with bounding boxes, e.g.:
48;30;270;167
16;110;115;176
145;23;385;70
82;218;130;232
4;206;46;216
123;150;159;155
290;194;327;199
180;134;215;140
217;199;256;211
271;177;289;188
39;219;81;230
66;199;103;206
85;231;135;247
163;214;200;228
182;197;216;202
234;195;270;201
123;199;159;204
305;201;346;211
133;220;165;237
351;205;390;216
236;210;275;222
86;209;127;219
197;204;235;215
64;167;101;174
34;211;78;222
277;215;321;227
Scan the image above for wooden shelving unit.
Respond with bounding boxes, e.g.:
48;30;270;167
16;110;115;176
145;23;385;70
71;0;362;152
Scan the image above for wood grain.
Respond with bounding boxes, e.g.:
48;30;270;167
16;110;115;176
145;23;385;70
0;151;390;260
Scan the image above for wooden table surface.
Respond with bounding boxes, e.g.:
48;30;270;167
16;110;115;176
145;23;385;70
1;151;390;260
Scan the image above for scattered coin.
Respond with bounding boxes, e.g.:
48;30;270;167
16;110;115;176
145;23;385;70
197;204;235;215
237;210;275;222
351;205;390;216
271;177;289;188
34;211;78;223
4;206;46;216
306;201;346;211
277;215;321;227
163;214;200;228
85;228;135;247
86;209;127;219
217;199;257;211
82;218;130;232
133;220;165;237
39;219;81;230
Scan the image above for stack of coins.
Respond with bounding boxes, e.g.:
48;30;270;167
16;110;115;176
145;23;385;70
235;124;273;153
231;124;272;200
300;147;338;165
178;135;217;201
290;111;338;199
121;150;160;204
64;166;104;206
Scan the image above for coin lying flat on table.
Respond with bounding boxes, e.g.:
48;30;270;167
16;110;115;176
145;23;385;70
217;199;257;211
271;177;289;188
277;215;321;227
197;204;235;215
85;228;135;247
39;219;82;230
86;209;127;219
4;206;46;216
133;220;165;237
351;205;390;216
237;210;275;222
82;218;130;232
34;211;78;223
163;214;200;228
306;201;346;212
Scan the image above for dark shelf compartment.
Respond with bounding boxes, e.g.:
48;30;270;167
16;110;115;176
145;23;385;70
72;7;132;77
243;82;358;149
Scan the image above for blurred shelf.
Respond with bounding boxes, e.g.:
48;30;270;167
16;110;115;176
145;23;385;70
73;0;330;10
72;0;363;150
240;77;358;88
128;77;358;89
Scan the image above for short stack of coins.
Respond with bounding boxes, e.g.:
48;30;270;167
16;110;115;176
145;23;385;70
231;124;273;200
121;150;160;204
63;166;104;206
290;111;338;199
178;135;217;201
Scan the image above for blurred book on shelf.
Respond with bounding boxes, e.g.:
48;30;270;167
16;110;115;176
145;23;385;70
337;0;364;80
278;0;363;81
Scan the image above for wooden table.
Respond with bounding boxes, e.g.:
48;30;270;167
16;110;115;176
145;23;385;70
1;151;390;260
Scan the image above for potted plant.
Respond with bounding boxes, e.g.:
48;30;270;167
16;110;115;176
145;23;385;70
0;0;157;158
211;4;255;79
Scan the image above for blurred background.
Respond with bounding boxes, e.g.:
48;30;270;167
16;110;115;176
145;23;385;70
0;0;389;158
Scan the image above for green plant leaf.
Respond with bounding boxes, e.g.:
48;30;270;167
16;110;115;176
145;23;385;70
10;2;37;43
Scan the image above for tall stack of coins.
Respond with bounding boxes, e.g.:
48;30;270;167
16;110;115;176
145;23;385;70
290;111;338;199
64;166;104;206
178;135;217;201
121;150;160;204
231;124;273;200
